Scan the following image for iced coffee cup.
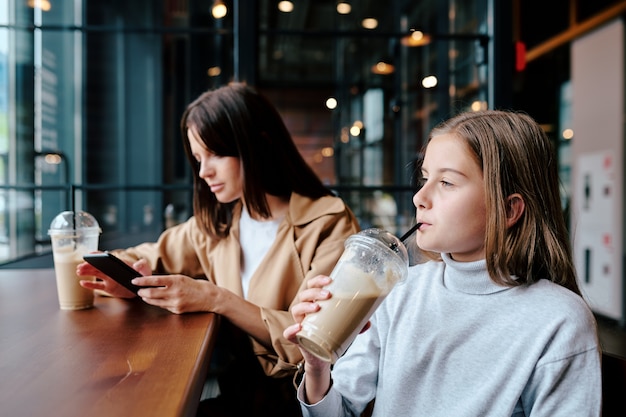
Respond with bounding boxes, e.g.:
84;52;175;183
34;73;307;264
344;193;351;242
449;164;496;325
48;211;101;310
296;228;409;363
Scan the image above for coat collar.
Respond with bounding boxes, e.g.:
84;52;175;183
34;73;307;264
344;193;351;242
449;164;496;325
288;192;347;225
233;192;347;227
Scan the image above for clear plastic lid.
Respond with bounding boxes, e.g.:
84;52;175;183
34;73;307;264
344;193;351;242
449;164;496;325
48;210;101;234
353;228;409;265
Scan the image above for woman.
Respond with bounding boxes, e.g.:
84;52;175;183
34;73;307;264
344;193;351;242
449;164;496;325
78;82;360;416
284;110;601;416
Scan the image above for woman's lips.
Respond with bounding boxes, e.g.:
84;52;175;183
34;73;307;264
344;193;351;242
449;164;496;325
209;183;224;193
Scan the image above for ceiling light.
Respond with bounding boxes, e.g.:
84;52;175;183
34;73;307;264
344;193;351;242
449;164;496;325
207;66;222;77
278;1;294;13
212;0;227;19
321;147;334;157
362;18;378;29
27;0;51;11
340;127;350;143
371;61;395;75
421;75;437;88
401;31;431;47
562;128;574;140
336;2;351;14
471;101;488;111
43;153;62;164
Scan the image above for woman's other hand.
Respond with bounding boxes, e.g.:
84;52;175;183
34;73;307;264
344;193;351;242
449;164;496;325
132;274;214;314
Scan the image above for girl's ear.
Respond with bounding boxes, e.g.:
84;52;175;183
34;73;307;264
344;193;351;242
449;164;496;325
506;193;525;228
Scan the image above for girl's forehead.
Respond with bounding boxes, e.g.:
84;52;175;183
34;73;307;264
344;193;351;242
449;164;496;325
423;134;482;174
426;134;469;157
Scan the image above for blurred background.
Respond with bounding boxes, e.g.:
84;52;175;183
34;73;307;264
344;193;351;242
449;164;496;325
1;0;625;321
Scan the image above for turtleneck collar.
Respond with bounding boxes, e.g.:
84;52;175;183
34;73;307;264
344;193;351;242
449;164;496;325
441;253;510;295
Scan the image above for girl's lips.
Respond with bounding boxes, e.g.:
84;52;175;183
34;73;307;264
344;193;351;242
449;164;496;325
400;222;422;242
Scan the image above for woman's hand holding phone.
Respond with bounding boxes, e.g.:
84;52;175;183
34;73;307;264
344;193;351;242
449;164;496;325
78;252;151;298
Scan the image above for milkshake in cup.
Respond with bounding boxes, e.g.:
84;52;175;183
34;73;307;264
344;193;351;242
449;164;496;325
48;211;101;310
296;228;409;363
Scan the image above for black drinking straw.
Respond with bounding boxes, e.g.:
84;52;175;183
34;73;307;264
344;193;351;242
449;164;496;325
399;222;422;244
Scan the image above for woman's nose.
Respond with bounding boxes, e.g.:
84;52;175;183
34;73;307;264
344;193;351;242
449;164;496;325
198;159;213;178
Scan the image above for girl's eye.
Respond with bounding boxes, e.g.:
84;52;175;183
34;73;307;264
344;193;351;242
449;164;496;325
440;180;453;187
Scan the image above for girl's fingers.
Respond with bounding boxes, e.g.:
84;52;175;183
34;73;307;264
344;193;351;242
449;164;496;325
291;297;322;319
306;275;332;289
297;287;331;303
283;322;302;342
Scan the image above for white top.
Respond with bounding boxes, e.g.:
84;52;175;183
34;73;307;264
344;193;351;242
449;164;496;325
239;208;283;299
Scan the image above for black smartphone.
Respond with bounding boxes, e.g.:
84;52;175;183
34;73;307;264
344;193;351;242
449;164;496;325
83;252;145;294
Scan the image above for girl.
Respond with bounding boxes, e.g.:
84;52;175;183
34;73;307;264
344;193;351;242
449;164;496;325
284;110;602;416
78;82;360;416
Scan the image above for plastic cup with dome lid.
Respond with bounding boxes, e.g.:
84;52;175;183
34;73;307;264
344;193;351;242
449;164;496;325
48;211;101;310
296;228;409;363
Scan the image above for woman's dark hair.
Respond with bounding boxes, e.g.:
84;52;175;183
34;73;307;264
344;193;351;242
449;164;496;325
180;82;333;239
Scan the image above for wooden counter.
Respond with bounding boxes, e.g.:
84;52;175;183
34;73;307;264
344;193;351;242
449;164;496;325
0;269;219;417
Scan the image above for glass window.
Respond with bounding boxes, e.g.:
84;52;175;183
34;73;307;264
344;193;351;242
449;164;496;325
0;0;496;264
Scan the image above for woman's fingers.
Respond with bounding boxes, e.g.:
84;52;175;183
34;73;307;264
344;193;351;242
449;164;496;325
79;279;106;291
132;258;152;276
76;261;109;280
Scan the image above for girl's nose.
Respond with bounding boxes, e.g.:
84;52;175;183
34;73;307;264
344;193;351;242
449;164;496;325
412;191;421;209
413;184;429;209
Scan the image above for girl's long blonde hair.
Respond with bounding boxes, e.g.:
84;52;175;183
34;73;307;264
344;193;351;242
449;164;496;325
427;110;581;295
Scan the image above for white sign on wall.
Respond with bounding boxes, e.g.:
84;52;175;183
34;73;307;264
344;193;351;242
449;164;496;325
573;151;621;319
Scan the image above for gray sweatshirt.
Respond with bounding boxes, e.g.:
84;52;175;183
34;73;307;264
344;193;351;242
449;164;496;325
299;253;602;417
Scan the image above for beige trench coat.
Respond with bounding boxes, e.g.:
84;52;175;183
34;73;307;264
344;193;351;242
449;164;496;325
113;193;360;377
